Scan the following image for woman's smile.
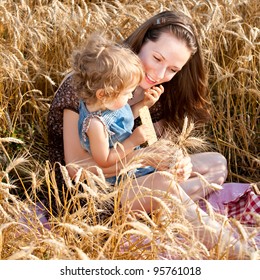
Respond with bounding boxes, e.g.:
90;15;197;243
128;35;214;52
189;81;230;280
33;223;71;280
145;73;157;85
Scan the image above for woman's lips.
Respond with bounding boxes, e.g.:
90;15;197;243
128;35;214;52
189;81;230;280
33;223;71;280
145;74;157;85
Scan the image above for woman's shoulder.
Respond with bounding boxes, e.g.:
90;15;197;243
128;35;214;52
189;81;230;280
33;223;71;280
50;72;79;113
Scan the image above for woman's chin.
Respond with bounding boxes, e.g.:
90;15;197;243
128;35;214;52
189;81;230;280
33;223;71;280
140;82;153;90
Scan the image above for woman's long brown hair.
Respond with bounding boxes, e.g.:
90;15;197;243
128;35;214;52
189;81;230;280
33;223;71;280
123;11;211;130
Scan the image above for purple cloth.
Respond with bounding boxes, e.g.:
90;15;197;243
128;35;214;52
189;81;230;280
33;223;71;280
19;202;50;231
207;183;251;213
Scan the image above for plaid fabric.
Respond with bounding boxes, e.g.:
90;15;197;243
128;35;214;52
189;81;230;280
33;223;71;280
225;188;260;224
199;183;260;225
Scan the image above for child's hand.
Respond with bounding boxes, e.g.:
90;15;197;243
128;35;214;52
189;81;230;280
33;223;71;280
130;125;148;146
143;85;164;107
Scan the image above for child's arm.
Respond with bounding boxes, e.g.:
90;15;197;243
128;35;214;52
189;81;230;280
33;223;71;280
87;118;147;168
131;85;164;118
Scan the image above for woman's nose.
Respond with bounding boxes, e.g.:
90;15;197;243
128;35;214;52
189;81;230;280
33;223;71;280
155;67;166;81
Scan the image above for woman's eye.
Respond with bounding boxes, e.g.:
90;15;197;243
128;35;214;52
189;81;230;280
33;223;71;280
154;56;161;61
171;69;177;73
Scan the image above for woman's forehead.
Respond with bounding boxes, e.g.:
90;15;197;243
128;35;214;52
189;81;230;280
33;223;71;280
142;32;191;69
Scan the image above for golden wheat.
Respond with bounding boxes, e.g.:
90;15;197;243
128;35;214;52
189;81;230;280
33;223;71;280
0;0;259;260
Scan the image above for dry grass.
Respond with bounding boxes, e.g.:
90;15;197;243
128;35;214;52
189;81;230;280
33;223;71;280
0;0;259;260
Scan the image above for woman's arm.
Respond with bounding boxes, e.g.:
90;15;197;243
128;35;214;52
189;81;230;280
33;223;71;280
63;109;190;181
63;109;148;177
63;109;118;178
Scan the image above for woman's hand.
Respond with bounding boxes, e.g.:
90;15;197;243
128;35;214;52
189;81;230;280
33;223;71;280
138;140;192;182
171;156;193;182
143;85;164;107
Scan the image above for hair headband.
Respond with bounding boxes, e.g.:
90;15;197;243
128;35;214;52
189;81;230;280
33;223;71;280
154;17;195;38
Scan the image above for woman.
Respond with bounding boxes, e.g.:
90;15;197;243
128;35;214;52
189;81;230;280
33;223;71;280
48;11;250;257
49;11;226;199
123;11;228;201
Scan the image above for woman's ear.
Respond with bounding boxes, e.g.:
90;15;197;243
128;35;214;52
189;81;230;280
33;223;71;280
96;89;105;101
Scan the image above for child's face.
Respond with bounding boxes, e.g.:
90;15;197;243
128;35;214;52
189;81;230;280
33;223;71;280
103;87;135;111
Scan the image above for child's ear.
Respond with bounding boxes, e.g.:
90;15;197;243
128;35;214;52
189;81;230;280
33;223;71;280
96;89;105;100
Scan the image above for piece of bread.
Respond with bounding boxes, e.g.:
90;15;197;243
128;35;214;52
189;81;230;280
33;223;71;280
139;106;157;145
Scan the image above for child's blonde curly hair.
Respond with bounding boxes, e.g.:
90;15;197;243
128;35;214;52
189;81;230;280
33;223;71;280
72;33;144;105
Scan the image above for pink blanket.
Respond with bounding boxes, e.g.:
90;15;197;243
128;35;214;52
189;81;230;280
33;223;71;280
205;182;260;225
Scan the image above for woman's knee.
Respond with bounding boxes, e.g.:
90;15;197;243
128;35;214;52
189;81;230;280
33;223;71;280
121;172;175;212
212;152;228;179
191;152;227;177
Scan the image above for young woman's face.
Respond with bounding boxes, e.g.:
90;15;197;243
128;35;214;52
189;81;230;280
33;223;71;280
138;32;192;89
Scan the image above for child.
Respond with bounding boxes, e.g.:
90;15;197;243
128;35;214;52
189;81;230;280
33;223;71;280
72;34;164;184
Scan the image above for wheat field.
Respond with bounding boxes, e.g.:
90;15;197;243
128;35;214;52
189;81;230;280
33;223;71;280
0;0;259;260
